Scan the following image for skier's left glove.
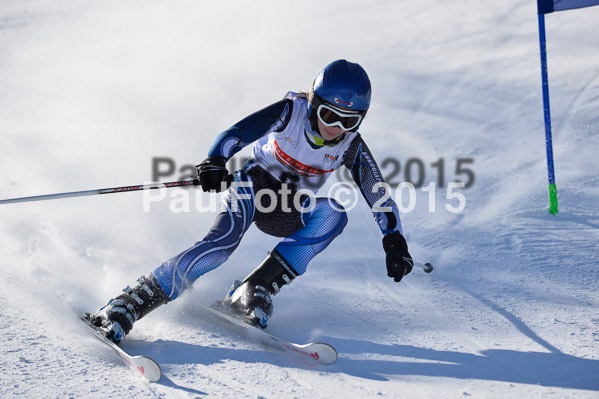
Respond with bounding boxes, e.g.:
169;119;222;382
382;231;414;282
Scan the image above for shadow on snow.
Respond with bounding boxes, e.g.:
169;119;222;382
327;337;599;391
119;294;598;393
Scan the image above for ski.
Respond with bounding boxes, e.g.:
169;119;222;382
203;303;338;365
80;317;162;382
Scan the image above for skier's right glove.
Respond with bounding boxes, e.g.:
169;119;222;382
382;231;414;283
195;156;233;192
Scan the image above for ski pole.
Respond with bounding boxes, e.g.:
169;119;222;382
0;180;196;205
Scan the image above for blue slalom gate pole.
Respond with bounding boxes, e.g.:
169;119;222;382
537;12;559;214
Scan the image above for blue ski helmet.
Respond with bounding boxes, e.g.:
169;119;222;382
308;59;371;133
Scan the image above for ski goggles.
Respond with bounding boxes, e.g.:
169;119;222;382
315;102;365;132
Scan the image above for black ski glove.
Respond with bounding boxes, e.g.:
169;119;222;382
382;231;414;282
195;156;233;192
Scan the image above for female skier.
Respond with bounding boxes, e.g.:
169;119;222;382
87;59;414;343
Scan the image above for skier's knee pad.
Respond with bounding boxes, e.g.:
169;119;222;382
302;197;348;237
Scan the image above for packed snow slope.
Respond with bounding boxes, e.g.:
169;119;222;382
1;1;598;398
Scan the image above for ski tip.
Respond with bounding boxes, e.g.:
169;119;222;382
306;342;338;365
134;356;162;382
80;314;162;382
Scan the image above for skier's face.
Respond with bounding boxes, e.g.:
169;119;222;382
317;119;345;141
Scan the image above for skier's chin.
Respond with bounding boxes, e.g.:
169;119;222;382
320;127;344;141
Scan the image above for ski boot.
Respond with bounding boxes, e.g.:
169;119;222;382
85;274;170;344
220;250;298;329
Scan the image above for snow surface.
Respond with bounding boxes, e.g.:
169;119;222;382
1;0;598;398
